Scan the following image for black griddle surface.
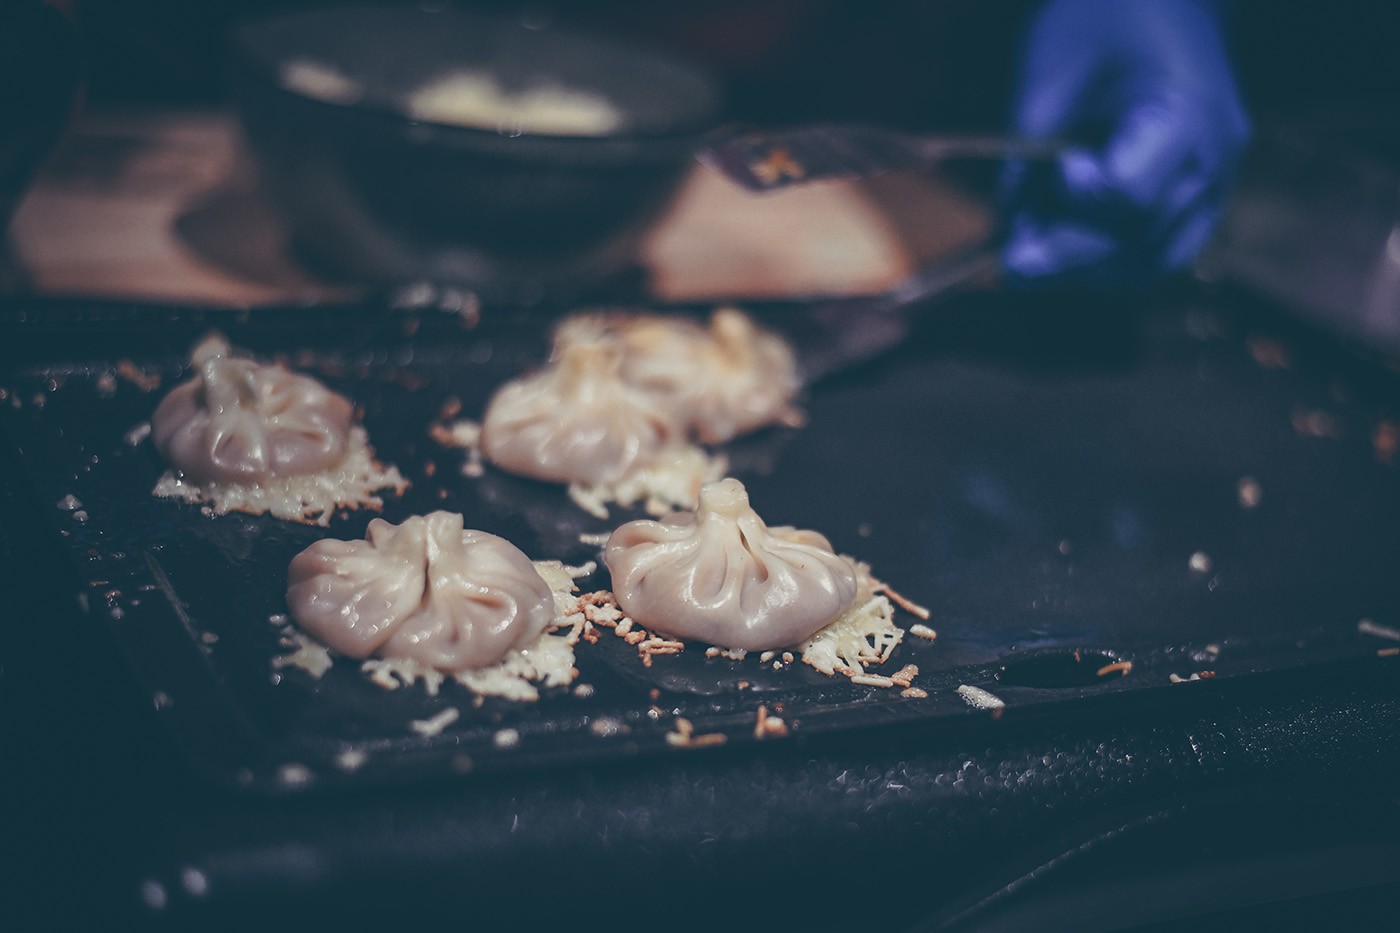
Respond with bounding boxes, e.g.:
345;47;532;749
1;287;1396;795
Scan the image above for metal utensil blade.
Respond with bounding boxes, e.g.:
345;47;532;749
782;243;1001;382
701;125;1066;192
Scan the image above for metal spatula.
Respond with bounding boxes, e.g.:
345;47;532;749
783;241;1002;382
701;125;1066;193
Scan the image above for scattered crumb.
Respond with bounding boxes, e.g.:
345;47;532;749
492;728;521;749
429;418;487;478
901;687;929;699
573;683;594;698
909;623;938;640
1246;336;1291;369
1096;660;1133;678
334;749;368;773
577;532;611;547
1189;551;1213;574
956;685;1005;710
635;635;685;666
1237;476;1262;509
1358;618;1400;642
533;558;595;614
1292;408;1340;439
272;632;334;679
753;705;789;739
362;657;447;696
800;560;906;680
851;673;895;688
179;868;208;899
1379;647;1400;658
124;422;152;447
875;580;931;620
56;494;82;511
889;663;919;688
410;707;460;738
365;624;577;701
589;716;628;738
95;372;119;397
1057;539;1073;556
276;763;314;788
140;881;167;912
567;445;727;520
115;359;162;392
574;589;674;666
1374;420;1397;465
665;718;727;749
153;427;408;526
857;522;873;538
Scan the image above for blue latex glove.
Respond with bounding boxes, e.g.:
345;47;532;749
1001;0;1250;287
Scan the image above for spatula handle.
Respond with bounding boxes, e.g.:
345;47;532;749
913;134;1068;163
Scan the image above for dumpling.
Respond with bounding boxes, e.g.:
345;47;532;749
480;338;682;486
604;477;858;651
151;333;354;484
556;307;802;445
286;511;555;672
618;307;802;445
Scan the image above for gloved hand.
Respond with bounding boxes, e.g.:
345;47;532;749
1000;0;1250;287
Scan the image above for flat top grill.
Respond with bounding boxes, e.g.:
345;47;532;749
0;285;1395;795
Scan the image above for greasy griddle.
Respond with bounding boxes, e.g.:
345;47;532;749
1;288;1396;794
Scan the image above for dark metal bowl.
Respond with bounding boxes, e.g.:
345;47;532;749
230;4;722;303
0;2;80;238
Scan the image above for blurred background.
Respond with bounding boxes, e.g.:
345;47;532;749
4;5;1400;931
55;0;1400;131
5;0;1400;349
